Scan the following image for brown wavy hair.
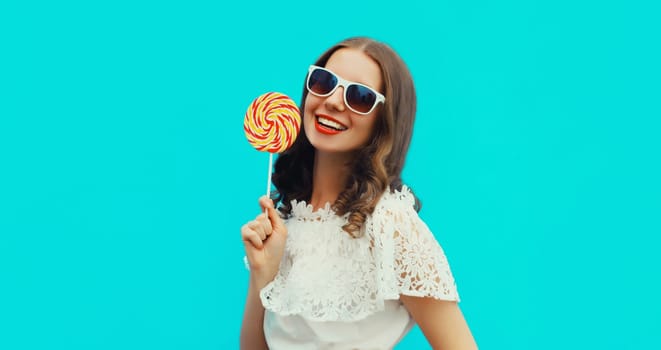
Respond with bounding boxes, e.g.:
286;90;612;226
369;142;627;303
272;37;419;237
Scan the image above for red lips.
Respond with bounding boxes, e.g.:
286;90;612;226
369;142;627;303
314;114;347;135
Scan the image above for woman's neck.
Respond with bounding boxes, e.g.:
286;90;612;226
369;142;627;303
309;151;354;211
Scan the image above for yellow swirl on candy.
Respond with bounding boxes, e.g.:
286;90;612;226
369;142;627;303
244;92;301;153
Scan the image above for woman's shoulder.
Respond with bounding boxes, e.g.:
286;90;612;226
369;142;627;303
365;185;424;236
374;185;420;213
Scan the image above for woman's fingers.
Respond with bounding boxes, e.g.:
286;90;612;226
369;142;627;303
248;215;268;240
241;210;274;249
241;223;264;249
259;196;286;236
258;196;273;212
256;212;273;237
241;196;286;282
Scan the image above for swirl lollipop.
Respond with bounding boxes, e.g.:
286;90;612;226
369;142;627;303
244;92;301;197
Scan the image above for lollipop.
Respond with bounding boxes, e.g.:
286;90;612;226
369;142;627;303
244;92;301;197
244;92;300;153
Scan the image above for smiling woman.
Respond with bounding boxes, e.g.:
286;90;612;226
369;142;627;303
239;37;478;350
304;48;383;155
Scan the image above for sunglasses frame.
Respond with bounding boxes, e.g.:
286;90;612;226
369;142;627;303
306;65;386;115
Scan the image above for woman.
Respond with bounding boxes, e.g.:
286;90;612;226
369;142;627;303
240;37;477;349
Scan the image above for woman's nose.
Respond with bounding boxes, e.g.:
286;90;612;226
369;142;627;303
324;86;346;112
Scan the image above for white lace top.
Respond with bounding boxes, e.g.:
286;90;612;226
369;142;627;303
260;187;460;349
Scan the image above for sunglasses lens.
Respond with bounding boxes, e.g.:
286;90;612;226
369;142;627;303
346;85;378;114
308;68;337;95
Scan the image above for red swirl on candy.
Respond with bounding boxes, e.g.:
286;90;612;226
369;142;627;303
244;92;301;153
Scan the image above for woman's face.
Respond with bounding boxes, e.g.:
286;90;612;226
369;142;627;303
303;48;383;156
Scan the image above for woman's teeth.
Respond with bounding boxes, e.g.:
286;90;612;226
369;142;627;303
317;116;347;131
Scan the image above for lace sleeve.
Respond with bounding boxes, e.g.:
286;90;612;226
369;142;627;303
369;187;460;302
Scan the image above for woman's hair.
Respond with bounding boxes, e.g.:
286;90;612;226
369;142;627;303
272;37;418;237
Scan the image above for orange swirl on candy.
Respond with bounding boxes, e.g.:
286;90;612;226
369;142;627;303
244;92;301;153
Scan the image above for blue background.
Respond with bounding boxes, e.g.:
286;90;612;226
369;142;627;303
1;0;659;349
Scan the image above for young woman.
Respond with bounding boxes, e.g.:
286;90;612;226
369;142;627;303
240;37;477;350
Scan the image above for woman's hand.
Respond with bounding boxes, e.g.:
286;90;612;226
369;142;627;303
241;196;288;290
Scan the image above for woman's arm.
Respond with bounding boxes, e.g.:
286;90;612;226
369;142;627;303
240;279;268;350
239;196;288;350
400;295;478;350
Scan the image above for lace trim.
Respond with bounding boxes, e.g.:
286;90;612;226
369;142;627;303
260;186;459;322
289;200;339;222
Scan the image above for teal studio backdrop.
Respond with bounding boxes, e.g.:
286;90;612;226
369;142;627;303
1;0;659;349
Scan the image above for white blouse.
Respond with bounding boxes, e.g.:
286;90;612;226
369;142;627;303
259;187;460;349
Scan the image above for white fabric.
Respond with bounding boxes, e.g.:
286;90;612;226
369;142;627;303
260;187;459;349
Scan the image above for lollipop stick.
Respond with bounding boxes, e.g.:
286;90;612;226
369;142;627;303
264;153;273;215
266;152;273;198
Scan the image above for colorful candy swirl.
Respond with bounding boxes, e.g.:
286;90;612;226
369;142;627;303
244;92;301;153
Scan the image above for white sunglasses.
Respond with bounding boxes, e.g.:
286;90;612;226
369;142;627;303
306;65;385;115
